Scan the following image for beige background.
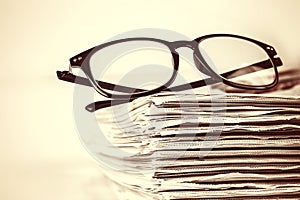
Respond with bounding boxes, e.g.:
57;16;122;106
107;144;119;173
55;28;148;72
0;0;299;199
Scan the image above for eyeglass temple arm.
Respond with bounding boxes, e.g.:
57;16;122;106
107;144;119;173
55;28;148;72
56;71;145;93
85;57;283;112
57;57;282;93
170;57;283;92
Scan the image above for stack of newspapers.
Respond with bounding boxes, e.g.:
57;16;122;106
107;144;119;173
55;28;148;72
94;89;300;199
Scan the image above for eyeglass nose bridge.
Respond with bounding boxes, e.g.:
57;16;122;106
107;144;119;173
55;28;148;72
170;40;198;50
170;40;215;78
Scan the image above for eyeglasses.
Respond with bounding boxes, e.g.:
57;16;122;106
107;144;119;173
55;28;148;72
56;34;283;112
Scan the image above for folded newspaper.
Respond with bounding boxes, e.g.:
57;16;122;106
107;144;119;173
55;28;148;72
93;68;300;200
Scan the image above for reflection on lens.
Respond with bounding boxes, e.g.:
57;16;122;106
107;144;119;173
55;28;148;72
89;40;174;95
198;37;276;87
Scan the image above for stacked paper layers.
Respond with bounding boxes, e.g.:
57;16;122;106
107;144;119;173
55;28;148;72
95;93;300;200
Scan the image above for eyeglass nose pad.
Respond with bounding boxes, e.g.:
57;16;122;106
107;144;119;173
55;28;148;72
192;52;213;77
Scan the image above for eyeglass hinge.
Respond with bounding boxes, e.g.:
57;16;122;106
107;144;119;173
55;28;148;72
68;64;73;74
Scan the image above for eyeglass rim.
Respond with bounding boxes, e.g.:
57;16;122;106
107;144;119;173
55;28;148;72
68;34;280;99
194;34;279;90
77;38;180;98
